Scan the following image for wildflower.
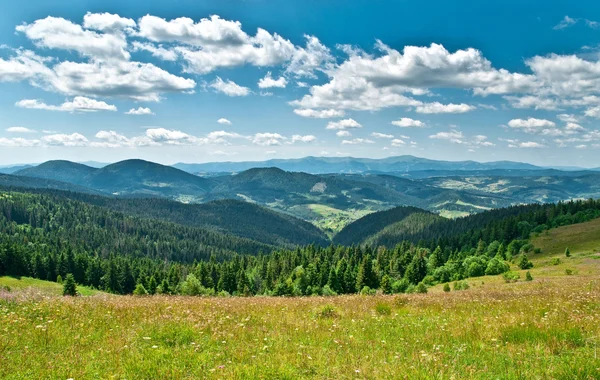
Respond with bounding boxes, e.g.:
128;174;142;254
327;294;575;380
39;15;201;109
152;345;158;349
142;337;151;340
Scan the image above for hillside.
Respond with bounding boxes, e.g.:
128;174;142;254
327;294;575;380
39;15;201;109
333;206;440;246
0;173;103;195
0;187;328;248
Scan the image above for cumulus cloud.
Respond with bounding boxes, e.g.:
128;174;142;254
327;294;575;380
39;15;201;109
16;15;130;60
291;134;316;143
6;126;35;133
42;133;89;147
252;132;287;146
293;108;345;118
16;96;117;112
429;129;465;144
326;118;362;130
0;137;40;147
391;118;425;128
131;41;178;61
336;130;351;137
415;102;475;114
505;117;581;137
371;132;394;139
126;107;154;115
210;77;250;96
217;118;232;125
258;72;287;88
341;138;374;145
391;138;406;146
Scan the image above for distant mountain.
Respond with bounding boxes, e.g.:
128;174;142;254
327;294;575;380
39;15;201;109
16;159;212;200
173;155;545;174
0;164;34;174
0;173;103;195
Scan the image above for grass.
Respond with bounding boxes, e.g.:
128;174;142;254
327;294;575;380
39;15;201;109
0;276;101;297
2;221;600;378
291;204;374;236
1;273;600;378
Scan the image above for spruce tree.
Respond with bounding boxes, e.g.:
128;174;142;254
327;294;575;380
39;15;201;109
565;247;571;257
63;273;77;296
380;274;392;294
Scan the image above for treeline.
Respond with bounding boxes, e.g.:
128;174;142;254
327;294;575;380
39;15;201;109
1;190;599;296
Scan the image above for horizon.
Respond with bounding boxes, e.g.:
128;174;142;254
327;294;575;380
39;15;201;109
1;153;598;170
2;1;600;166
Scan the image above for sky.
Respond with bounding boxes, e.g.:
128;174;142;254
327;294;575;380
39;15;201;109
1;0;600;166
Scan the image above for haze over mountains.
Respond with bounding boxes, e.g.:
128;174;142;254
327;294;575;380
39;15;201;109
2;155;600;237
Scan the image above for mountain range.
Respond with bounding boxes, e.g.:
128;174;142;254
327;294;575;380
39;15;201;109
3;156;600;236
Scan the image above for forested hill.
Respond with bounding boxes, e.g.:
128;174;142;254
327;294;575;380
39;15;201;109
0;190;274;262
0;187;329;248
333;206;440;246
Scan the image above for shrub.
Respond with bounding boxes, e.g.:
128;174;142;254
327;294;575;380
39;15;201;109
485;258;510;276
518;255;534;270
503;271;520;283
565;247;571;257
534;248;542;254
391;279;409;294
217;290;231;297
565;269;573;276
416;282;428;294
360;286;376;295
453;281;469;291
551;258;561;266
525;271;533;281
63;273;77;296
375;302;392;316
443;283;451;292
56;275;63;284
317;305;338;319
133;283;148;296
321;285;337;297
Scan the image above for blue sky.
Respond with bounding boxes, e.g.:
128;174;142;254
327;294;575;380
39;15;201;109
1;0;600;166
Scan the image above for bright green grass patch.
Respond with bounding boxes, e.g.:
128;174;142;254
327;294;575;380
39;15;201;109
0;276;100;296
532;217;600;256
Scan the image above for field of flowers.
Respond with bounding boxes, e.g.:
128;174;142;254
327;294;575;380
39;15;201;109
1;271;599;379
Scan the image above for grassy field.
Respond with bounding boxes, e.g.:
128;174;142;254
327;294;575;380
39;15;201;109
1;222;600;379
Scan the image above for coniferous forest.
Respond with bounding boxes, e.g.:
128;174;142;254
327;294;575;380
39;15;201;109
1;187;599;296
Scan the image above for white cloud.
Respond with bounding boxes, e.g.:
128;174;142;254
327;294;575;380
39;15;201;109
341;138;374;145
415;102;475;114
0;49;54;83
42;133;89;147
131;41;178;61
326;118;362;130
6;126;35;133
82;12;136;33
391;118;425;128
507;118;557;134
293;108;345;118
585;106;600;118
429;130;465;144
0;137;40;147
210;77;250;96
16;16;130;61
517;141;545;148
286;35;333;78
553;16;577;30
126;107;154;115
145;128;199;145
391;138;406;146
557;114;579;123
258;72;287;88
206;130;245;144
217;118;232;125
16;96;117;112
336;130;351;137
371;132;394;139
252;132;286;146
49;60;196;101
291;134;316;143
504;95;559;110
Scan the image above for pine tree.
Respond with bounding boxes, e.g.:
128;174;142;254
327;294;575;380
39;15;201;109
356;255;376;291
63;273;77;296
133;282;148;296
380;274;392;294
565;247;571;257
